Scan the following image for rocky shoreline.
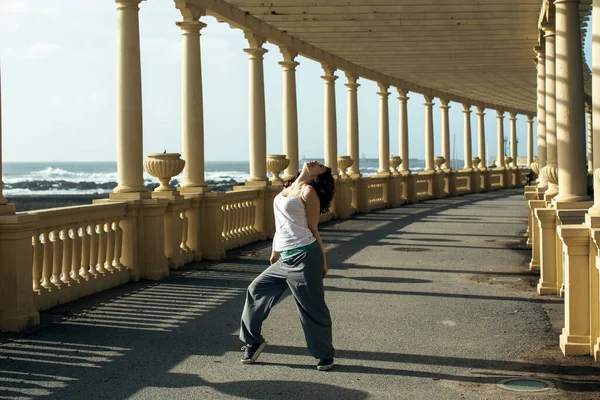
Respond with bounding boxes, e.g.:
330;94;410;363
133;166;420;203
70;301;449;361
6;179;240;211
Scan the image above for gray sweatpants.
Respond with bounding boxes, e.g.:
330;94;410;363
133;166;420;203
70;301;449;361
239;246;335;360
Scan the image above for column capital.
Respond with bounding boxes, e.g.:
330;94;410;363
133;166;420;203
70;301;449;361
541;22;556;37
321;63;336;76
462;104;471;113
115;0;143;9
174;0;205;21
440;99;450;107
527;114;535;122
279;47;298;62
496;110;505;118
279;60;299;70
243;30;266;48
345;72;359;84
509;112;517;120
396;87;409;97
377;82;389;92
377;91;390;98
476;106;485;114
321;75;338;83
424;96;434;106
176;21;207;33
244;47;268;58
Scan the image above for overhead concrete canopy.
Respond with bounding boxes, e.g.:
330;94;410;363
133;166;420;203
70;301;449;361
194;0;591;115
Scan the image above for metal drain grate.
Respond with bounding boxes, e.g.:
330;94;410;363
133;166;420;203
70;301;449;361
393;247;431;252
497;378;555;392
492;277;522;282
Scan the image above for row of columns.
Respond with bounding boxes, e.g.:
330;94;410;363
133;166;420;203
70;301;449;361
534;0;589;204
109;0;536;200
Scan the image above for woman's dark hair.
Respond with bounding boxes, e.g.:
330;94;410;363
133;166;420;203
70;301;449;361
283;167;335;214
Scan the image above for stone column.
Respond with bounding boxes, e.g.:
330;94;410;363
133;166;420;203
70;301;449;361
244;32;268;184
477;107;487;170
527;115;534;167
0;64;14;214
280;48;299;180
463;104;473;170
543;23;559;197
535;46;548;189
424;96;435;173
398;88;410;174
496;110;505;168
322;64;338;179
595;0;600;172
554;0;589;203
346;73;361;177
440;99;451;171
587;103;593;174
509;113;518;168
177;14;209;193
113;0;148;197
377;83;390;175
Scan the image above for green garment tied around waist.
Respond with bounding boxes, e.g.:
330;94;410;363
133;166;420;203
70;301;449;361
280;241;319;261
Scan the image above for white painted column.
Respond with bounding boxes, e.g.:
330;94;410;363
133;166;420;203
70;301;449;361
114;0;147;195
279;48;299;180
424;96;435;172
463;104;473;170
322;65;338;179
178;18;208;192
544;24;559;196
509;113;518;168
535;46;548;189
477;107;486;170
398;88;410;174
496;110;505;168
440;99;451;171
346;73;361;177
243;32;268;183
377;83;390;175
587;103;593;174
554;0;590;202
527;115;534;167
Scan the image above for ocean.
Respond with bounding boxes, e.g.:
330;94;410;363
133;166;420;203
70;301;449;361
2;158;429;196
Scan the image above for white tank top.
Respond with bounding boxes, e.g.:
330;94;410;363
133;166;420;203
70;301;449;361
272;192;316;252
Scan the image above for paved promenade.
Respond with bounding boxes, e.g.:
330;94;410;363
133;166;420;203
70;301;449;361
1;189;600;399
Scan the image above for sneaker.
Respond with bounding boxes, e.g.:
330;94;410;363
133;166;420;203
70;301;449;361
240;341;266;364
317;358;335;371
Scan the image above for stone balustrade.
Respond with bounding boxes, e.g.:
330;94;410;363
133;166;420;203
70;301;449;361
0;166;527;332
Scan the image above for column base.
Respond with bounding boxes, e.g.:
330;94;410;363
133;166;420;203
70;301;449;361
529;261;540;271
560;329;591;356
537;280;558;295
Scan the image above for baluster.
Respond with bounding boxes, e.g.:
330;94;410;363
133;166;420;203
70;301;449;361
180;211;190;253
222;203;231;240
232;202;241;238
104;220;116;273
49;228;62;289
113;218;124;270
71;227;82;283
32;233;43;293
88;223;99;278
96;222;107;275
40;229;53;291
242;201;251;235
79;226;91;280
60;228;73;286
250;199;257;233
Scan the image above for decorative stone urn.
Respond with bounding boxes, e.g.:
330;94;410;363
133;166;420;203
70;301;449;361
389;156;402;175
434;156;445;171
266;155;290;183
540;165;559;187
337;156;354;178
472;157;481;169
530;162;539;176
143;153;185;192
504;156;513;167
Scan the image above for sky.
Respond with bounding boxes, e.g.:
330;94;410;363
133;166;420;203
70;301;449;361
0;0;593;163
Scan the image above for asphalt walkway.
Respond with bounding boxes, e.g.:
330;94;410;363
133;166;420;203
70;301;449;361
1;188;599;400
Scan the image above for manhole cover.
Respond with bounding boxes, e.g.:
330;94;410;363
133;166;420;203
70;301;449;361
492;277;522;282
497;378;555;392
393;247;431;252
